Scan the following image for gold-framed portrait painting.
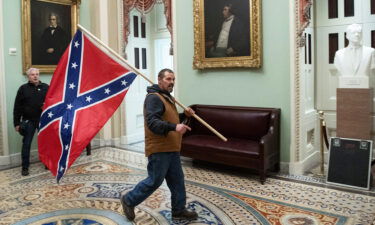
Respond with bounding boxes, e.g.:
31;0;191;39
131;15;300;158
22;0;80;74
193;0;261;69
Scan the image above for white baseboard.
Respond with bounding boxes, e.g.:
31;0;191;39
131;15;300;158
121;132;144;145
92;138;101;147
0;148;39;166
0;155;10;165
279;162;289;174
288;151;322;175
0;136;140;167
95;138;111;147
92;137;122;147
111;137;121;146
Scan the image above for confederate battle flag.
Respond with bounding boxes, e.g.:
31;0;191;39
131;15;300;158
38;29;137;182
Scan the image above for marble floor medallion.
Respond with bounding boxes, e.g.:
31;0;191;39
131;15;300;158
0;147;374;224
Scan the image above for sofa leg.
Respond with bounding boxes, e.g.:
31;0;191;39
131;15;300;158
273;163;280;172
86;143;91;156
260;171;266;185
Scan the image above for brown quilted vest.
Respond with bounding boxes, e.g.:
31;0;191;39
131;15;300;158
144;93;181;157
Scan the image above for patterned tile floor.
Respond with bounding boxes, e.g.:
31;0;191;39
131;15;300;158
0;147;375;225
114;141;375;195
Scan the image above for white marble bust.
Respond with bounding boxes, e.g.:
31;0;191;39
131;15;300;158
334;24;375;88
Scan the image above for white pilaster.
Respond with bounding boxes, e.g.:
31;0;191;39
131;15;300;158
92;0;112;145
289;0;299;173
172;0;179;98
0;0;10;163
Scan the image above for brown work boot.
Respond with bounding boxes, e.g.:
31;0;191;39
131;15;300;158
120;195;135;221
172;209;198;220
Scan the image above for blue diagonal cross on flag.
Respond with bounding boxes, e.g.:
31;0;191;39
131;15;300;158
38;29;137;182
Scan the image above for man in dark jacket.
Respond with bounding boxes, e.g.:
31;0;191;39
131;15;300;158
206;3;250;57
13;68;49;176
39;13;69;65
120;69;198;221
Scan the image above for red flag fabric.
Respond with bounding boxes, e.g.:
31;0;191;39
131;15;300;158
38;29;137;182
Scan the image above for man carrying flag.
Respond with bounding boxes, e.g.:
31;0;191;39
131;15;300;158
38;29;137;182
120;69;198;221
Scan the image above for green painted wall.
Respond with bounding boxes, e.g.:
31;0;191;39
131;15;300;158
2;0;291;162
2;0;90;154
175;0;291;162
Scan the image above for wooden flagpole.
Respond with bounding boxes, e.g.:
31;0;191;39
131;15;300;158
77;24;227;142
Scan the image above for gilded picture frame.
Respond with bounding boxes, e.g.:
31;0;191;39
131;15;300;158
22;0;80;74
193;0;261;69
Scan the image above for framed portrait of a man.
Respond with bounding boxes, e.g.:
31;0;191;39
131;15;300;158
193;0;261;69
22;0;80;74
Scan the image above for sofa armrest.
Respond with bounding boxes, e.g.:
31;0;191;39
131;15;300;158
259;110;280;157
182;117;194;138
260;127;275;156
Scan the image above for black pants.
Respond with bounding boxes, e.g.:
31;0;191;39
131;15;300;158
21;121;37;169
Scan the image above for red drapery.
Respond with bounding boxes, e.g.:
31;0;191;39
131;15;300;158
299;0;311;25
163;0;173;54
123;0;173;58
298;0;312;46
125;0;157;13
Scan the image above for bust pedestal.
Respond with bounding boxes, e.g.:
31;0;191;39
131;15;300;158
336;88;373;140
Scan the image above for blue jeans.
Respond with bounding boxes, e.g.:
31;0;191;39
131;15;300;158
124;152;186;213
21;120;37;169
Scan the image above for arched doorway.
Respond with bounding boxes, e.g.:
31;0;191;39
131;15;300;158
120;0;174;145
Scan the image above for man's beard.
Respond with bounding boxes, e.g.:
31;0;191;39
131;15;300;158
168;85;174;92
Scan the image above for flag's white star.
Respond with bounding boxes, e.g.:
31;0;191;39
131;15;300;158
64;123;70;129
48;111;54;118
65;145;69;150
71;62;78;69
74;41;80;48
69;83;76;89
86;96;92;102
60;166;64;172
121;80;127;86
104;88;111;94
67;104;73;110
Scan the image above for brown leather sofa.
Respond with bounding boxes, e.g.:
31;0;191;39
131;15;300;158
181;104;280;184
